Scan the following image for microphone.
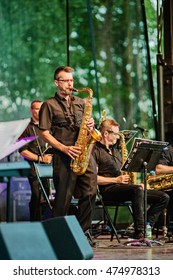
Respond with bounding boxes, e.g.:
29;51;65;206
133;124;148;132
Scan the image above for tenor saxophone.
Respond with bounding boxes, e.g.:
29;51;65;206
70;87;102;175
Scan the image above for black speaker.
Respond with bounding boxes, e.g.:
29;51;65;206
42;215;93;260
0;222;57;260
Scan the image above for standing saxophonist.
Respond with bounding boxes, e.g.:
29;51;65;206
92;119;169;239
39;66;97;244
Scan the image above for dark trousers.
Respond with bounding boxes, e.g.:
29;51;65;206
52;152;97;232
99;183;144;232
163;190;173;224
147;189;170;227
99;184;170;231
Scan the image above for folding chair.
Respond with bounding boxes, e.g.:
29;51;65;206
96;187;121;243
95;187;134;242
33;162;53;210
110;201;133;241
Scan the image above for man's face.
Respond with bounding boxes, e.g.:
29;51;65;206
54;71;74;96
30;102;42;123
105;125;120;146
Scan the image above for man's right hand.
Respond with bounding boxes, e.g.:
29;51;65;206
116;174;130;184
62;145;81;159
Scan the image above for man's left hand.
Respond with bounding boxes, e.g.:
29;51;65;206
87;118;95;131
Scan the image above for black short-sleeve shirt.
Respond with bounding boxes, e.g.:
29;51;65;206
92;142;122;178
19;118;47;156
157;145;173;166
39;93;85;146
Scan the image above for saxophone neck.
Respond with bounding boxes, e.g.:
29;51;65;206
116;132;125;140
72;87;93;98
117;132;127;164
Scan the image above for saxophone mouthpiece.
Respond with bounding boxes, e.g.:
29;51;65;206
71;88;78;92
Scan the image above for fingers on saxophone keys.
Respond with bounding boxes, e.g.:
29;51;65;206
68;146;81;159
122;175;130;184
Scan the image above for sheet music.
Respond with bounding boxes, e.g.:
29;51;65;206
121;138;169;173
0;118;34;160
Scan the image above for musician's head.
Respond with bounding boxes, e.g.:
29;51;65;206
30;100;42;123
54;66;74;96
99;119;120;147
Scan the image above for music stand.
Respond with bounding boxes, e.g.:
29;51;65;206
0;118;31;160
121;138;168;238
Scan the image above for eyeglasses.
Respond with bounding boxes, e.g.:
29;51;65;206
57;79;74;83
107;130;118;136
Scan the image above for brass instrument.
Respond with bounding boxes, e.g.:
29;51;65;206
147;173;173;191
99;109;107;127
118;132;137;184
71;87;102;175
147;174;170;238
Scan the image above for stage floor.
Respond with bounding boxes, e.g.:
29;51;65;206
92;234;173;260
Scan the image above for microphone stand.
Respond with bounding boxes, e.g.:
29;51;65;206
133;125;147;139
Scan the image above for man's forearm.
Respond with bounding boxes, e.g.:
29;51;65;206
155;164;173;175
97;175;117;185
40;130;65;152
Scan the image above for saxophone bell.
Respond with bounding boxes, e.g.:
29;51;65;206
90;128;102;142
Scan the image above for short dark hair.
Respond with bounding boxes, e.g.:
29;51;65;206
54;66;74;80
30;100;42;109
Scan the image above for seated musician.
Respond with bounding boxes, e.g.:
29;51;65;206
18;100;52;221
92;118;169;238
155;144;173;230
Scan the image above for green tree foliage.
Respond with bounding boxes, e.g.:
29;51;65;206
0;0;67;119
0;0;158;140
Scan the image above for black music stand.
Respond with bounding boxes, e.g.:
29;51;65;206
121;138;168;238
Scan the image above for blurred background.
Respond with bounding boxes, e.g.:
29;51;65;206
1;0;170;141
